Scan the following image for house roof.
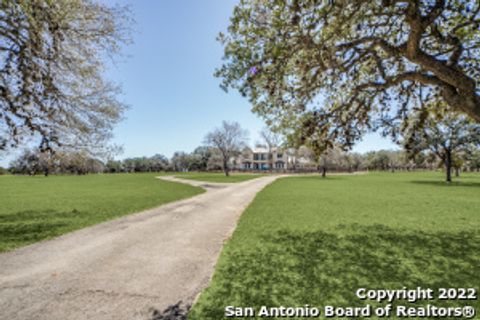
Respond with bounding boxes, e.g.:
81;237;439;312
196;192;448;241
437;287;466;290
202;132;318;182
252;147;269;153
251;147;283;153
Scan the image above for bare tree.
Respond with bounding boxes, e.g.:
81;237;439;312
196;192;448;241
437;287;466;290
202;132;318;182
0;0;132;154
204;121;248;176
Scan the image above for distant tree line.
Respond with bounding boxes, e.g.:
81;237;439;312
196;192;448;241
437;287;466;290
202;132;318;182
104;147;224;173
4;119;480;179
6;146;220;176
6;146;480;177
9;150;105;176
288;148;480;176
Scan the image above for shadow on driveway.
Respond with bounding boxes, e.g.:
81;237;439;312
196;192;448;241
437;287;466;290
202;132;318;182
150;301;190;320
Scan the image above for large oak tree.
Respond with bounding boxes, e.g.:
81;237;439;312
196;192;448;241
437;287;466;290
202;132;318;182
0;0;131;154
217;0;480;150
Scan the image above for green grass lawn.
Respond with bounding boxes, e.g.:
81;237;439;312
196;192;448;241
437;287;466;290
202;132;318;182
0;173;203;252
190;172;480;319
175;172;265;183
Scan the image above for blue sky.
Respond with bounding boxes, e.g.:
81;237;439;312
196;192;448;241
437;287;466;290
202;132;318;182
106;0;266;159
106;0;396;159
1;0;396;167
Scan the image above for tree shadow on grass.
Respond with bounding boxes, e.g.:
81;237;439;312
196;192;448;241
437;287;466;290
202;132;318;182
298;175;348;181
189;224;480;319
0;209;83;251
409;180;480;188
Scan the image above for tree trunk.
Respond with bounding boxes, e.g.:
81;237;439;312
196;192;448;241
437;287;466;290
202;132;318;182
445;151;452;183
223;157;229;176
269;150;273;172
455;167;460;177
322;166;327;178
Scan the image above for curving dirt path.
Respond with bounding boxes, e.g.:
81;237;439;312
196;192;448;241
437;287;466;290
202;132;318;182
0;175;282;320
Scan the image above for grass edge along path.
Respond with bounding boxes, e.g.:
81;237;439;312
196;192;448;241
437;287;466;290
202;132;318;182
175;172;265;183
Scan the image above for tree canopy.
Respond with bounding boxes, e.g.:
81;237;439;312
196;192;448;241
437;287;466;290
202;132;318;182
217;0;480;151
0;0;131;154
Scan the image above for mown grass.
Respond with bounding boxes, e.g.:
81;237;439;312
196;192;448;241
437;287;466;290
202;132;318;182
175;172;265;183
190;172;480;319
0;173;203;252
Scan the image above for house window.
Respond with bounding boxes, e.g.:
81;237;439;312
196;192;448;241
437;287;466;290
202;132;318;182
277;153;283;158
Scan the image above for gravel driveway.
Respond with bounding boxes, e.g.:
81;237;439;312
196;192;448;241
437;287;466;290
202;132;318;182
0;175;281;320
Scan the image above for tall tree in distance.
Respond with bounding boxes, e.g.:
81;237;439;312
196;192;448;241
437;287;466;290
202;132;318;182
217;0;480;151
204;121;248;176
402;108;480;182
0;0;132;154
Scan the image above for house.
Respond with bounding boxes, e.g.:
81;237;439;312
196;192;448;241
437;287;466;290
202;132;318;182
236;147;290;171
